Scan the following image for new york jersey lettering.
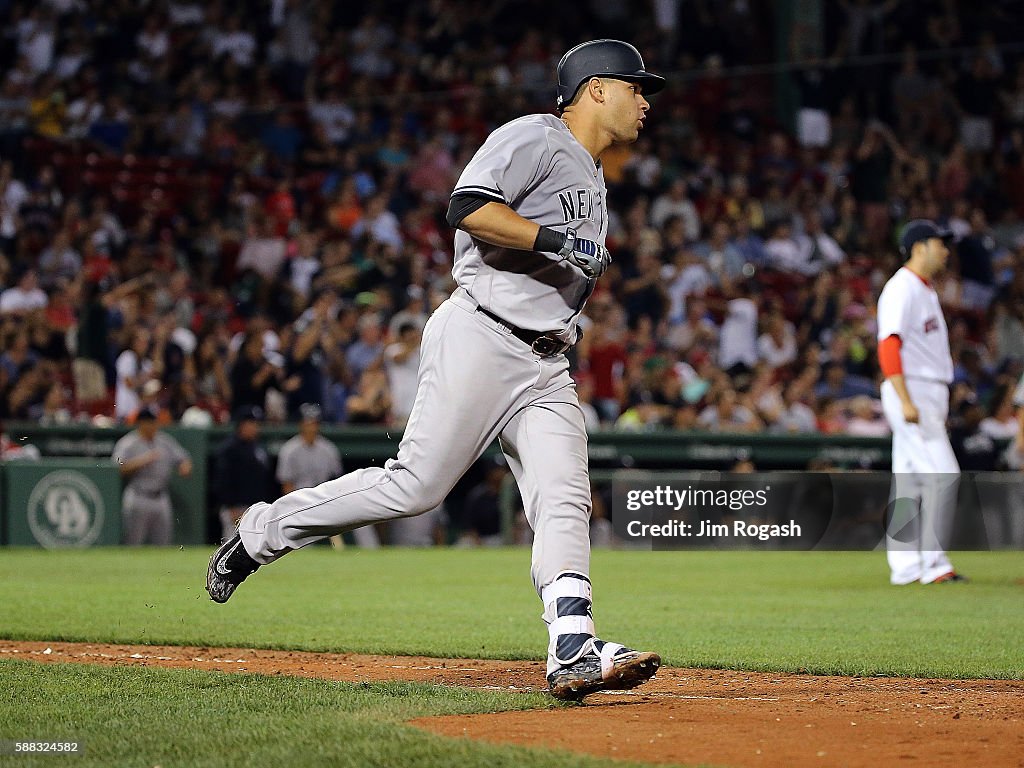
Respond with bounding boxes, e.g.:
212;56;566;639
558;189;594;223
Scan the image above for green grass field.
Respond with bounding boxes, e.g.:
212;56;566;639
1;548;1022;767
1;548;1022;677
1;660;656;768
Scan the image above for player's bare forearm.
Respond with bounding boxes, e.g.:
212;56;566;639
886;374;919;423
459;202;540;251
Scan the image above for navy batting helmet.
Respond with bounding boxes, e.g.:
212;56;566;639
556;40;666;111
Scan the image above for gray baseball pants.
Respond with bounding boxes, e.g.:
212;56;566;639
239;288;592;593
122;488;173;545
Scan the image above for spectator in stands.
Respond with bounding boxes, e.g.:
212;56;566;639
758;311;798;370
695;219;746;287
950;395;999;471
650;179;700;239
0;267;47;315
698;388;763;433
229;330;283;414
345;312;385;382
212;405;272;541
957;207;1000;310
665;297;718;355
796;209;846;274
815;362;875;401
384;320;421;428
718;291;759;376
345;360;391;425
979;384;1019;440
771;381;819;434
846;395;889;436
115;328;158;422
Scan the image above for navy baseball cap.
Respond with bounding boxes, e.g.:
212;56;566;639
234;405;264;423
136;404;161;422
899;219;953;257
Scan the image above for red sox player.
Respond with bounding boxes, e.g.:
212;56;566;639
877;219;967;585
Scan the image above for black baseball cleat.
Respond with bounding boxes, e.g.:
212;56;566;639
929;571;969;584
548;646;661;702
206;533;260;603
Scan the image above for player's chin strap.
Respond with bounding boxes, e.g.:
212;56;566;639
541;571;596;675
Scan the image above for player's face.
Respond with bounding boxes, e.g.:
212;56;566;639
604;79;650;144
926;237;950;273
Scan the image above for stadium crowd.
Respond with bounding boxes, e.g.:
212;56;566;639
2;0;1024;450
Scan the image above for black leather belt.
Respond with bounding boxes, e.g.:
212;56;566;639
476;307;570;357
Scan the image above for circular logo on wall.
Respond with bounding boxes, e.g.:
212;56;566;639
27;470;106;548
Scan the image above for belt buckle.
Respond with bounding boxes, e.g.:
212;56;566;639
531;335;564;357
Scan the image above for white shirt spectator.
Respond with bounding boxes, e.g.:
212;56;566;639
1;177;28;238
212;27;257;68
308;98;355;144
650;182;700;240
22;23;55;75
697;401;759;432
624;146;661;189
385;341;420;424
237;233;288;280
288;254;320;300
53;41;88;81
757;320;798;369
773;402;818;433
66;93;103;139
38;240;81;286
168;2;205;25
847;414;891;436
137;28;170;59
664;261;712;323
718;298;759;370
0;284;47;314
351;208;403;250
765;230;803;272
980;416;1018;440
115;349;149;420
791;229;845;275
845;396;889;436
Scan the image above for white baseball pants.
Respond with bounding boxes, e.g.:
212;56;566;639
881;378;959;584
239;288;593;593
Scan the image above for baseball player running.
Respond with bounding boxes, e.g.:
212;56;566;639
877;219;966;585
208;40;665;699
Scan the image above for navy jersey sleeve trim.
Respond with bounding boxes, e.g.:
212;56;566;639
451;185;506;202
446;192;495;229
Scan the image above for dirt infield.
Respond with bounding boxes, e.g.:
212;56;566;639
2;640;1021;767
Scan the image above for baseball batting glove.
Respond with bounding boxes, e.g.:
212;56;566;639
558;228;611;278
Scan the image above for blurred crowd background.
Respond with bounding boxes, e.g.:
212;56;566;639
2;0;1024;451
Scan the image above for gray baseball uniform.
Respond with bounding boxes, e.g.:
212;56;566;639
276;434;342;491
275;432;380;548
112;430;189;545
239;112;606;675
